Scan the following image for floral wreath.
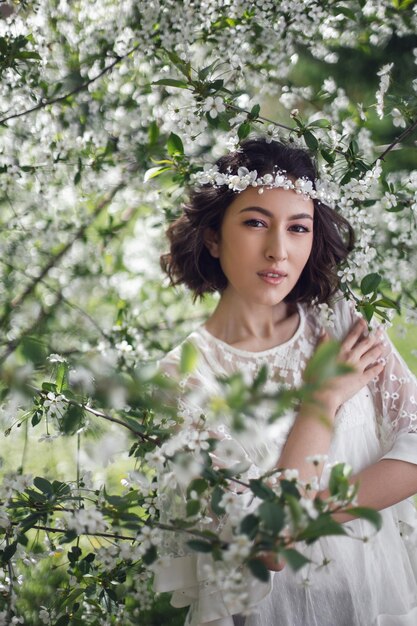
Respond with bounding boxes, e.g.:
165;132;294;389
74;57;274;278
192;165;337;205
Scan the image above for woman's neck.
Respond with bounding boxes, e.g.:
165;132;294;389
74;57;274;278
204;289;299;351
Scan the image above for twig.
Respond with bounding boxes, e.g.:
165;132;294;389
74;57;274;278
0;258;111;343
16;523;135;541
27;384;161;445
0;292;63;365
0;44;140;126
78;402;160;445
0;183;124;331
226;103;294;132
5;534;14;622
13;521;224;542
375;117;417;163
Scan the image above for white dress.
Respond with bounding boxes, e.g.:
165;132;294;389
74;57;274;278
153;298;417;626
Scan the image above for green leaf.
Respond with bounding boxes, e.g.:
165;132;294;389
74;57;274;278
358;303;375;323
238;122;251;140
211;485;226;516
207;79;224;92
34;476;53;495
280;479;300;498
187;539;213;553
249;479;275;501
303;130;319;151
309;118;331;129
303;340;341;385
187;478;208;496
373;297;399;311
258;501;285;534
56;363;67;393
344;507;382;531
180;341;199;374
247;558;270;582
167;132;184;157
142;545;157;564
68;546;82;563
148;121;159;144
360;273;381;295
249;104;260;119
198;61;218;81
61;586;84;608
297;516;347;543
54;615;70;626
21;336;47;364
253;364;268;389
186;499;200;517
144;165;172;182
328;462;351;498
336;6;356;20
31;410;42;427
284;494;303;526
280;548;310;571
240;514;259;538
42;382;57;393
153;78;189;89
2;542;17;563
321;148;335;165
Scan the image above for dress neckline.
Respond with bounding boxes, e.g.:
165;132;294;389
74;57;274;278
195;303;305;357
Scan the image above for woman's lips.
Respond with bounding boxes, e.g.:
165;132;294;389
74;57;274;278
257;271;287;285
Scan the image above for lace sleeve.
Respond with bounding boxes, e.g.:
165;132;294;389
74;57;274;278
369;332;417;465
330;296;417;465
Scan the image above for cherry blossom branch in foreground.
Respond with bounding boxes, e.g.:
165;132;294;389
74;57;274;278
0;44;140;126
0;182;125;331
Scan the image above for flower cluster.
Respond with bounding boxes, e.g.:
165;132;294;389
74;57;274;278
193;165;335;203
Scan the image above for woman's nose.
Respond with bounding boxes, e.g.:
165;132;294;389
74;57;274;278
265;233;288;261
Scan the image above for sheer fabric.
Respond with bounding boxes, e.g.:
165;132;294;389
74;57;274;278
153;298;417;625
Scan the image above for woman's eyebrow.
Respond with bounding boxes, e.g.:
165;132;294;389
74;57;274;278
239;206;313;220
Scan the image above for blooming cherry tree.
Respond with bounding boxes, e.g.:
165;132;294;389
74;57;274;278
0;1;416;623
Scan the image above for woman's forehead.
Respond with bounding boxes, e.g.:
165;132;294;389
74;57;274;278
225;186;315;217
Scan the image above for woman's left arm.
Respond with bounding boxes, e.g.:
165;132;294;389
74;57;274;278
323;322;417;520
321;458;417;522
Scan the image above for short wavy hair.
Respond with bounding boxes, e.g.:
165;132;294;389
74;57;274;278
160;138;354;304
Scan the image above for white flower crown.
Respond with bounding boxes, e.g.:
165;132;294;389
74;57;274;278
193;165;336;205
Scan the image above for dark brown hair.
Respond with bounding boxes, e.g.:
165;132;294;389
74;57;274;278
160;138;354;304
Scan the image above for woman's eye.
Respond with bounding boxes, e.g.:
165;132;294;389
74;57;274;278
289;224;311;233
244;218;266;228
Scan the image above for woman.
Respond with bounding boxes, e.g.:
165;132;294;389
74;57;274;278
155;138;417;625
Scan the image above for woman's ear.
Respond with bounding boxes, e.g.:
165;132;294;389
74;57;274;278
203;227;220;258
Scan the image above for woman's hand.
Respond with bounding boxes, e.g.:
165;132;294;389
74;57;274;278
258;552;286;572
312;318;386;417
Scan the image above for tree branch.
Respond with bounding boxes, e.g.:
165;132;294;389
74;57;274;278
0;182;124;331
0;44;140;126
27;384;161;446
0;258;111;356
225;103;294;133
375;117;417;163
0;291;63;365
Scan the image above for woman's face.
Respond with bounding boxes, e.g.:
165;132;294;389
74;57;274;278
205;186;314;307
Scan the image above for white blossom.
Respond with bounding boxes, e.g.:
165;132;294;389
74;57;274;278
203;96;226;118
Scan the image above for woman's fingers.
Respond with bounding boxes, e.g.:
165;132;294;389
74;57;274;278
341;318;367;352
358;343;384;370
342;330;384;366
358;359;385;384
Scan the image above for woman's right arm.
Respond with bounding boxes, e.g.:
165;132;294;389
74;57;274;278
277;317;385;482
261;318;386;572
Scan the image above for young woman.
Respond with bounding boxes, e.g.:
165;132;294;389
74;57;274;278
155;139;417;626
